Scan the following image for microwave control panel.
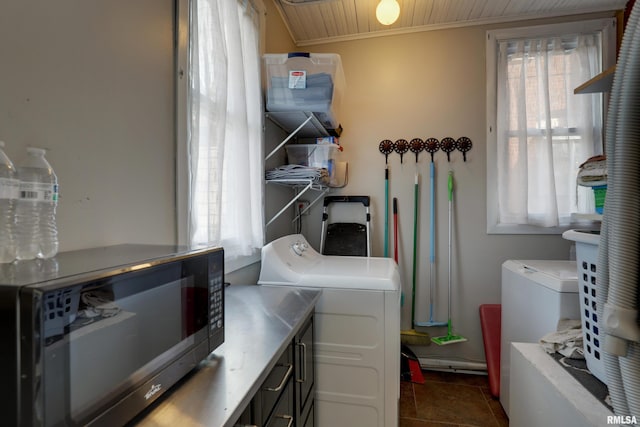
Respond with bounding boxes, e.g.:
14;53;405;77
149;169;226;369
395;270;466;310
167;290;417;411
209;251;225;350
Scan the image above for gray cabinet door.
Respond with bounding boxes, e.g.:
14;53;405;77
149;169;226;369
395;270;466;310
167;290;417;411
295;315;315;426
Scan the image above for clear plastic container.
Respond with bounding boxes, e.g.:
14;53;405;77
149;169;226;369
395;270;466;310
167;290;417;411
286;143;338;169
15;147;59;260
263;53;345;130
0;141;19;263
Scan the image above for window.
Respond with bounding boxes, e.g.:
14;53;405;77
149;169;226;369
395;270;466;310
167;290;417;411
486;19;616;234
180;0;265;260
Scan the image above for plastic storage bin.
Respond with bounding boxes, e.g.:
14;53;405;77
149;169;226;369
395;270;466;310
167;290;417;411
562;229;607;384
285;144;338;180
263;53;345;130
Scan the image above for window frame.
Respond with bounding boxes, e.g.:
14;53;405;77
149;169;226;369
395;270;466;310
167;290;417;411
175;0;266;271
485;18;617;235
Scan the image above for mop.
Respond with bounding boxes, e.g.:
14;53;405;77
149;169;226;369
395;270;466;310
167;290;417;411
415;160;447;327
431;171;467;345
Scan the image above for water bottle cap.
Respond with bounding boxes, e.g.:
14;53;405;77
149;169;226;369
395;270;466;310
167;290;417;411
27;147;46;156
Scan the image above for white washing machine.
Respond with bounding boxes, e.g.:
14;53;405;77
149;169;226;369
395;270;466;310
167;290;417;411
258;234;401;427
500;260;580;417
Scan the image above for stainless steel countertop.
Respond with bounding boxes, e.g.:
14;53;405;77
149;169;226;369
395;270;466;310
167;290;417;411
133;284;321;427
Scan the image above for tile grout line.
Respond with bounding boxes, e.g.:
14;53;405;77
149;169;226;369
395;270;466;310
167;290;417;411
476;382;503;427
401;372;507;427
411;382;418;416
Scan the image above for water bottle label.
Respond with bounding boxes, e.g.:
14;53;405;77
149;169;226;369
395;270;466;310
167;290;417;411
19;182;58;202
0;178;20;200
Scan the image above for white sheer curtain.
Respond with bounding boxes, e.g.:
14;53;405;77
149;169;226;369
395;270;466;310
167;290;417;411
496;34;602;227
189;0;264;258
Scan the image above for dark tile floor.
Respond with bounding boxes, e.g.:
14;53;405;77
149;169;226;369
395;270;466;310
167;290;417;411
400;370;509;427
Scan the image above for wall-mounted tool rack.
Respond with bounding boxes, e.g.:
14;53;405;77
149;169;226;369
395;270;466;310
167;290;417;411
377;137;473;163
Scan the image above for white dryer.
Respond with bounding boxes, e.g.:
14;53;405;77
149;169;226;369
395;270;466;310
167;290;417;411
258;234;401;427
500;260;580;417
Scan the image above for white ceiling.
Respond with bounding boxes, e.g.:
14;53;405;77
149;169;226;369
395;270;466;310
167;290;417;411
271;0;627;45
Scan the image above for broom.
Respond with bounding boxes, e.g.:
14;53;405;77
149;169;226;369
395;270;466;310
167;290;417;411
431;171;467;345
396;152;428;384
415;161;447;327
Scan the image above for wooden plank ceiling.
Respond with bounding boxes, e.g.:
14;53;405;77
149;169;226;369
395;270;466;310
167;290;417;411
271;0;627;45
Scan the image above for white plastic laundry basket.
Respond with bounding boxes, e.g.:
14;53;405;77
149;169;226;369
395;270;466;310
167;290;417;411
562;229;607;384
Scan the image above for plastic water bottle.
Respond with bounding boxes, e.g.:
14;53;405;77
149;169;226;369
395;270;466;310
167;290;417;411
15;147;59;260
0;141;19;263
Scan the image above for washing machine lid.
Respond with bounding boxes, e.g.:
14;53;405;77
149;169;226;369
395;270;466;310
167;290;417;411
503;260;578;293
282;255;400;291
258;234;400;291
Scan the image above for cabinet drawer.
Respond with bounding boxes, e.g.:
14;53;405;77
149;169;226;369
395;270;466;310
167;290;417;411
265;379;294;427
259;345;293;425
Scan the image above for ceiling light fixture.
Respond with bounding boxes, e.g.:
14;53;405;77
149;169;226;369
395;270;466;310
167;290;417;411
376;0;400;26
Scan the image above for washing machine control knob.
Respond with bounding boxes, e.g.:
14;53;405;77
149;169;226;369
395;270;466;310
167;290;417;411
291;241;308;256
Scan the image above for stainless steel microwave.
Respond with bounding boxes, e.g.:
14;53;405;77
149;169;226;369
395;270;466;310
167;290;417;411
0;244;224;426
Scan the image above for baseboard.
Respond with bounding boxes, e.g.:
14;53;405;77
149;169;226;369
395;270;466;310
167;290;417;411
418;357;488;374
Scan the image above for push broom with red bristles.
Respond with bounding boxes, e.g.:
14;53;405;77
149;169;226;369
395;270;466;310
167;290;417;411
401;344;425;384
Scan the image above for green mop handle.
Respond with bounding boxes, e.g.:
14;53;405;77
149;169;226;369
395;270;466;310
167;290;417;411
384;167;389;257
447;171;454;336
411;172;419;326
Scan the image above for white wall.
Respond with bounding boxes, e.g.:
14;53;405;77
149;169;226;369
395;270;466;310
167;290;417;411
0;0;176;251
0;0;608;365
264;6;613;363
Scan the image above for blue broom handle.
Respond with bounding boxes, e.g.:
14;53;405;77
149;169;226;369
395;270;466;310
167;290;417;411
428;162;436;321
430;163;435;263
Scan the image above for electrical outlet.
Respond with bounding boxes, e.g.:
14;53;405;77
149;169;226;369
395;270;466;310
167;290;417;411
296;200;310;216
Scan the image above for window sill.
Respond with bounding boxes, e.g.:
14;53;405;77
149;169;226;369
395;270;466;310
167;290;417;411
487;216;601;235
487;223;572;235
225;251;261;273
